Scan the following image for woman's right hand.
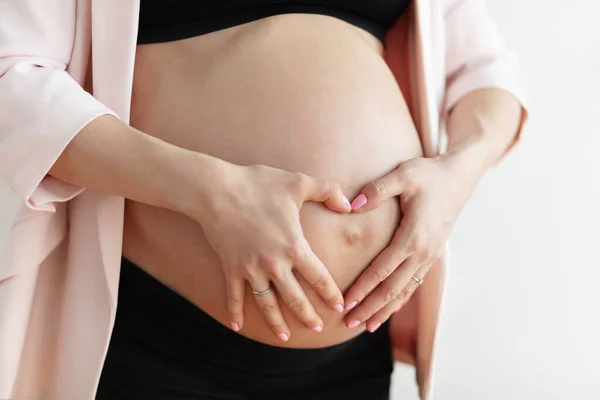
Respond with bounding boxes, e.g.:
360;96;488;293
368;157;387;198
49;113;348;342
185;163;351;342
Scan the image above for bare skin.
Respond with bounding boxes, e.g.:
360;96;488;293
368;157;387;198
123;14;422;348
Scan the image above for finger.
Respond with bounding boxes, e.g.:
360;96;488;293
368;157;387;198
226;277;245;332
344;221;414;310
300;174;351;213
273;269;324;333
364;267;425;333
350;168;407;213
345;256;420;328
249;279;291;342
365;300;399;334
293;240;345;313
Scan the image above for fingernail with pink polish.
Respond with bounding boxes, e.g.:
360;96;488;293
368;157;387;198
347;320;361;329
350;194;368;211
312;326;323;333
343;196;351;209
345;301;358;310
368;323;381;333
333;304;344;312
231;322;239;332
278;333;289;342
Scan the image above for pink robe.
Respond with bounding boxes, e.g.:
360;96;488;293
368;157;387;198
0;0;528;398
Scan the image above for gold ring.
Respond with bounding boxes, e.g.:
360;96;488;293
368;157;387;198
412;276;424;285
252;285;273;296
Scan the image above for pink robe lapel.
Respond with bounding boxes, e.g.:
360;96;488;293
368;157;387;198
385;1;447;398
90;0;140;315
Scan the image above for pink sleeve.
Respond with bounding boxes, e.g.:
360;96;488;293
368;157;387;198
0;0;117;213
443;0;529;146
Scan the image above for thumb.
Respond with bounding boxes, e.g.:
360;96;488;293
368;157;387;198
350;169;406;213
304;177;351;214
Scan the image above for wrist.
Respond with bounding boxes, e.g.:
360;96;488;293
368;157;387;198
164;147;236;220
438;137;496;188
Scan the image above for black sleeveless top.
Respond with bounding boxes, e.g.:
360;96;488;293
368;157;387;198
137;0;411;44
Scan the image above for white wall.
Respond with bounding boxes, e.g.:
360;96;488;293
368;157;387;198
393;0;600;398
1;0;598;399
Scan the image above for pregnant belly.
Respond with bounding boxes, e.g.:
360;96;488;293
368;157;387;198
123;14;422;348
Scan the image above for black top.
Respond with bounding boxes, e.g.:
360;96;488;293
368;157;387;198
137;0;411;44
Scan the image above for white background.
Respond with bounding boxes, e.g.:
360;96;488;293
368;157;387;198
392;0;600;398
1;0;599;399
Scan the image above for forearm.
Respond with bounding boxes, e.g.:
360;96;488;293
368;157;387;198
49;114;229;214
443;88;523;181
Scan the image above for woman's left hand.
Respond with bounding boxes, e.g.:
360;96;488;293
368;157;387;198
343;154;480;332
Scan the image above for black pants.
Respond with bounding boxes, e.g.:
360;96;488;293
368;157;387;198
96;258;393;400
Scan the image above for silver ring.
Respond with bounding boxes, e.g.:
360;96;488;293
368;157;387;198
252;285;273;296
412;276;424;285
